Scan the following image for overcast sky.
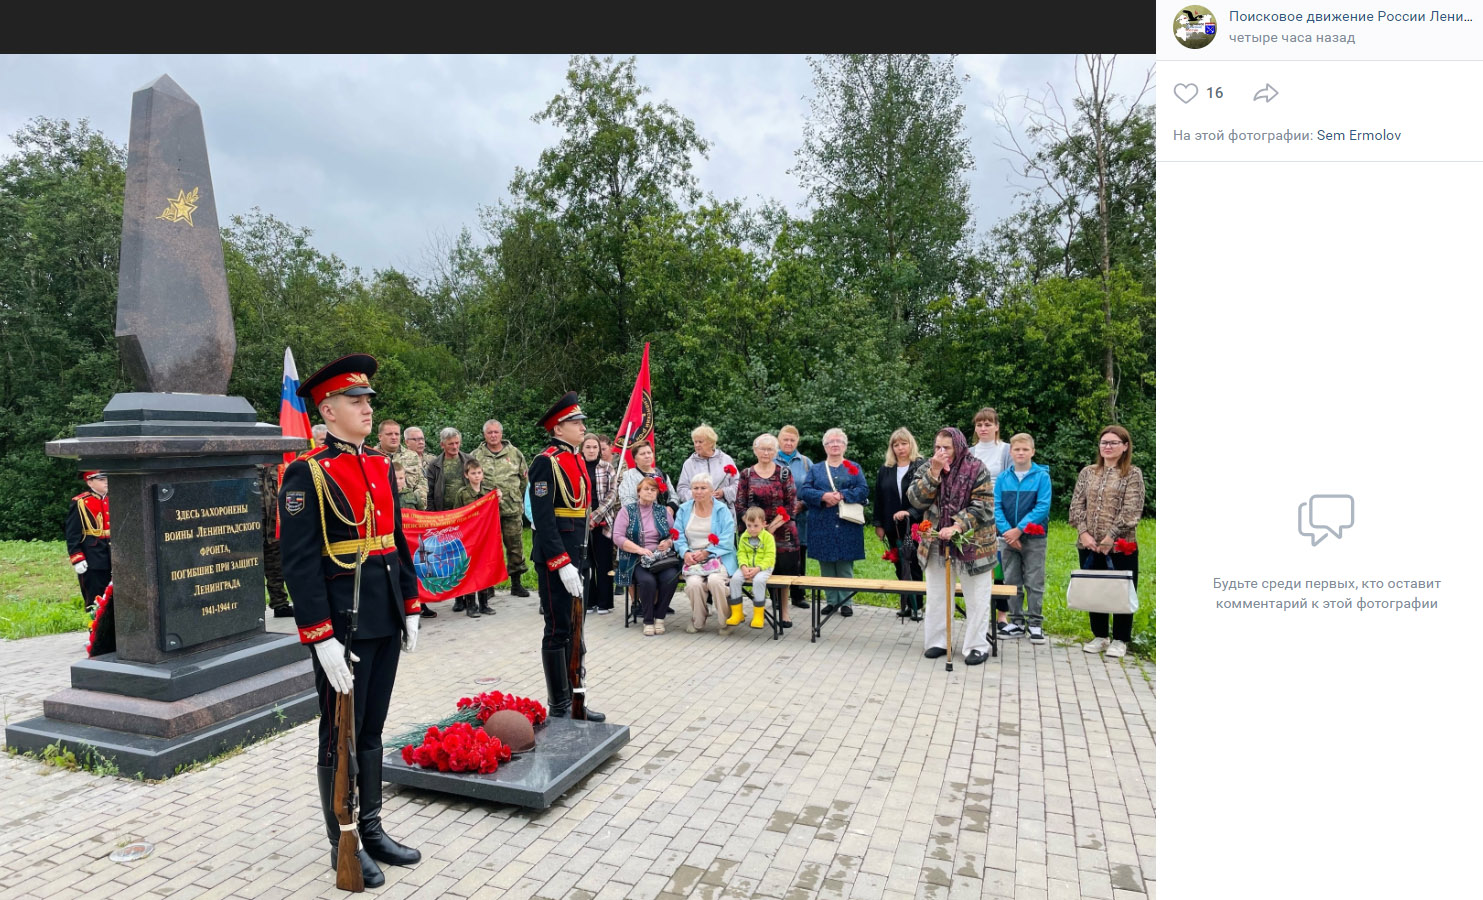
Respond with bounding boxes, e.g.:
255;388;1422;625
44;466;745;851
0;54;1154;278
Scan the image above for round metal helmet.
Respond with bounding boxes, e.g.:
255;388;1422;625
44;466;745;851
482;709;536;752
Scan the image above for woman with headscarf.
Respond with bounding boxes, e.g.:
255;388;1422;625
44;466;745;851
907;426;999;665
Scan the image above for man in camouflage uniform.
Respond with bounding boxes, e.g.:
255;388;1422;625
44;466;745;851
404;426;437;473
471;419;530;597
260;463;293;617
376;419;427;510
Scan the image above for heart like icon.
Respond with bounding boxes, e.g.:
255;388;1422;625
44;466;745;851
1174;83;1198;104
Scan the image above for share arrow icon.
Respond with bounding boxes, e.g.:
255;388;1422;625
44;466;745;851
1253;83;1280;102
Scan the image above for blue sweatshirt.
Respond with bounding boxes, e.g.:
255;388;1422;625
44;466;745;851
994;462;1052;533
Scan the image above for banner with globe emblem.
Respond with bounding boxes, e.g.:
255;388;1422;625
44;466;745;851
401;490;507;601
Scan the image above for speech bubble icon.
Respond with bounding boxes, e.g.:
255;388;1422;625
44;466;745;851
1298;494;1354;545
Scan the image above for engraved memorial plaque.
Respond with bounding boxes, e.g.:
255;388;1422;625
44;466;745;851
155;478;265;649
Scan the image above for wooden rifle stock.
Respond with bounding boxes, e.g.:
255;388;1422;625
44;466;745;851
332;687;363;891
334;525;367;891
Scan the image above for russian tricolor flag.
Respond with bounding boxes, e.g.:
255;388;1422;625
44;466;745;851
279;347;312;464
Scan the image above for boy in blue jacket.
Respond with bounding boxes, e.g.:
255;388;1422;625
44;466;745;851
995;433;1052;643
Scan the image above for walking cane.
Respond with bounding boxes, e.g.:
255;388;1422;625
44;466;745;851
944;550;954;672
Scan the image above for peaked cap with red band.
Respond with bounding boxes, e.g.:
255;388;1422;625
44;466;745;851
537;390;588;432
297;354;379;407
82;471;106;480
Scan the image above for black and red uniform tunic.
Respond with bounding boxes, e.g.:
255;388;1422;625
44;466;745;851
279;434;421;764
65;488;111;605
528;436;590;653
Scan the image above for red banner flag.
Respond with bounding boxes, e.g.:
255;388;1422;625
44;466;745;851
401;490;508;601
613;342;654;468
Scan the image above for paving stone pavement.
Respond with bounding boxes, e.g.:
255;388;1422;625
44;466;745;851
0;593;1155;900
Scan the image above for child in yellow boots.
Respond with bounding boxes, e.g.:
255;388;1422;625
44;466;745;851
729;506;776;630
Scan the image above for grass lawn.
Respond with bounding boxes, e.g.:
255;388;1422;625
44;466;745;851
2;519;1156;658
0;540;94;640
803;519;1157;659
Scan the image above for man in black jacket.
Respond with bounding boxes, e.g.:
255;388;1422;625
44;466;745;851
279;354;423;890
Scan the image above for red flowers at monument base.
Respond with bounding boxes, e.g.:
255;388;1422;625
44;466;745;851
457;690;548;725
400;722;511;774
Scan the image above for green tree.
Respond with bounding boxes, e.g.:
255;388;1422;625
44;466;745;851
506;54;710;375
793;54;974;341
0;118;129;539
994;54;1155;421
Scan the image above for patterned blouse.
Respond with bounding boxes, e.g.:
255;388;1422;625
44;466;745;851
734;464;799;552
1068;464;1145;543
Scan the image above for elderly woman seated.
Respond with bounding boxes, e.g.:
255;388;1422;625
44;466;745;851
612;477;680;635
672;472;738;634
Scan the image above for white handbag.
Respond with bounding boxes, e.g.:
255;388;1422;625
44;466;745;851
824;464;866;525
1065;568;1139;614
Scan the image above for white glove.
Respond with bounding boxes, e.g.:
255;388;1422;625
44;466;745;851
559;564;584;599
403;614;420;653
74;560;88;575
313;638;359;694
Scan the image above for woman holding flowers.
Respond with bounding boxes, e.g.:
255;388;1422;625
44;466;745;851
1068;424;1145;659
676;424;739;511
875;428;927;620
798;427;869;617
595;441;674;524
907;426;998;665
673;472;738;633
735;433;800;629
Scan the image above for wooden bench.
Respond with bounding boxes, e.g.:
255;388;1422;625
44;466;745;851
619;571;791;640
767;575;1019;656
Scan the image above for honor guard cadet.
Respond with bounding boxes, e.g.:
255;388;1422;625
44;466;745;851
64;471;111;611
279;354;422;890
529;392;605;722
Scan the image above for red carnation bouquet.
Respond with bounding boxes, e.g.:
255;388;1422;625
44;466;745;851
457;690;548;725
843;461;859;475
1023;523;1046;536
724;464;738;476
654;477;668;491
882;548;900;563
707;533;720;546
669;528;680;540
85;582;116;656
775;506;790;523
400;722;511;774
1114;539;1139;555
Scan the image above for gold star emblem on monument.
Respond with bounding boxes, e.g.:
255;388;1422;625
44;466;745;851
157;187;200;226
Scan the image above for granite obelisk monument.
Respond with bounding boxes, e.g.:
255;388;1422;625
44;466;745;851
5;75;317;778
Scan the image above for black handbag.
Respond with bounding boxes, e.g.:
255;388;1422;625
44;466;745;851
638;547;681;572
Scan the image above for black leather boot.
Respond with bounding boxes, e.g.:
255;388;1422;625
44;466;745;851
478;592;493;615
356;749;421;867
576;642;605;723
317;764;385;888
510;574;529;598
542;647;571;718
452;596;466;612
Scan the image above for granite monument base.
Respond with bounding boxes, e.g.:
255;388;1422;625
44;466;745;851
4;631;317;779
383;718;629;809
